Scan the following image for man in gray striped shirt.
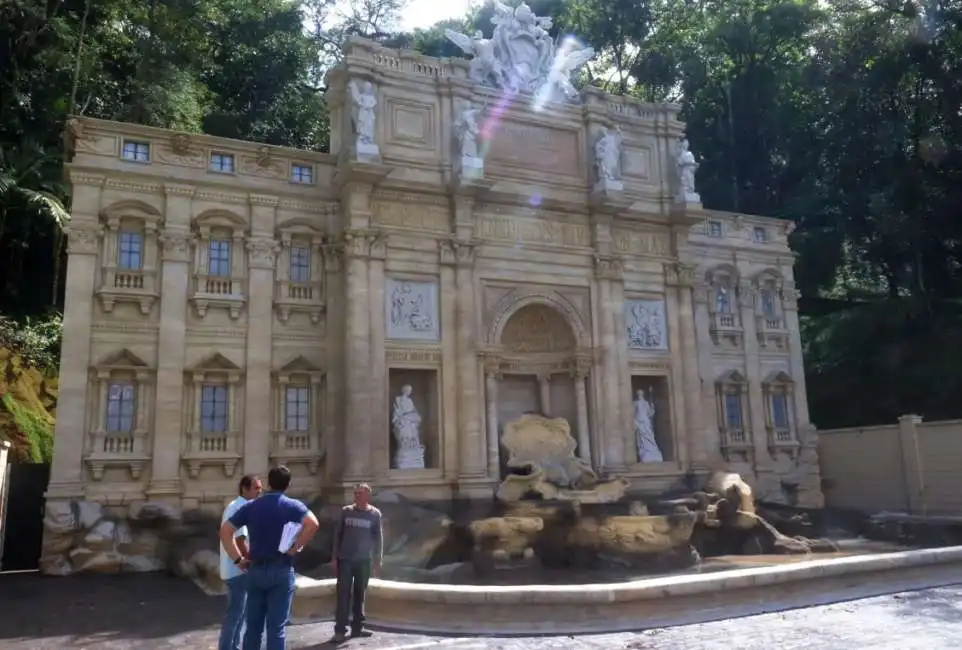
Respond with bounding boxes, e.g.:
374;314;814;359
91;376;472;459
331;483;383;643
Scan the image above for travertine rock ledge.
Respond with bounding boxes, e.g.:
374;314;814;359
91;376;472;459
291;546;962;635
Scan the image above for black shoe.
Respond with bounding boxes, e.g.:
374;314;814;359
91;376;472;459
351;628;373;638
332;631;347;643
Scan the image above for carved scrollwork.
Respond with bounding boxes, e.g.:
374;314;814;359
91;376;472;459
480;352;503;379
246;237;280;269
439;239;477;267
159;231;193;262
341;229;387;260
737;280;757;309
781;285;801;311
593;254;624;281
664;261;697;288
66;225;102;255
569;355;593;379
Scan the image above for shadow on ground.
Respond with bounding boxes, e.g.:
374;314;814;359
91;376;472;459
0;572;222;643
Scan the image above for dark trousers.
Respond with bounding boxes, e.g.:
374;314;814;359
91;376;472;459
334;558;372;635
243;563;295;650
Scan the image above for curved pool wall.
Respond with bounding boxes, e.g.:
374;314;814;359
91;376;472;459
291;546;962;635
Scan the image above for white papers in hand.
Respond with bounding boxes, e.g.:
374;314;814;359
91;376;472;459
278;522;302;553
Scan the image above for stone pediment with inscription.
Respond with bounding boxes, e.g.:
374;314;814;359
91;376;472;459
476;206;590;249
501;304;577;353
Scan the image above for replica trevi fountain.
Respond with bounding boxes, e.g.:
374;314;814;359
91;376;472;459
41;1;828;587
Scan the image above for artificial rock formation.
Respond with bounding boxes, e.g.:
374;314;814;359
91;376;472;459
0;347;57;463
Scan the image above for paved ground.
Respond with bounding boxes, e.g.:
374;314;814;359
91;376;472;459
2;572;962;649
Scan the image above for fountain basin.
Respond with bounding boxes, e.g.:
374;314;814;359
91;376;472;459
291;545;962;634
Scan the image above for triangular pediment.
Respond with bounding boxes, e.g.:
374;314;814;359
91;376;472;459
97;348;148;368
717;369;747;384
763;370;793;385
190;352;240;371
278;355;321;373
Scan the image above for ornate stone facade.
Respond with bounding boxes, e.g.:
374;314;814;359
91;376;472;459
48;28;820;518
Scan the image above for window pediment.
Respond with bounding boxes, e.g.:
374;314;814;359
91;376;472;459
188;352;242;379
762;370;793;386
193;209;246;232
717;369;747;385
277;218;323;240
92;349;150;375
274;355;323;383
101;200;162;226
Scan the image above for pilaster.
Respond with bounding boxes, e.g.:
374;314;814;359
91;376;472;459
243;193;279;476
738;279;768;469
666;261;708;468
47;221;102;499
593;253;626;471
781;283;810;424
692;279;723;465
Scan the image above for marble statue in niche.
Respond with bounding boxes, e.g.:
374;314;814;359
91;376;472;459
349;79;379;160
455;106;485;180
594;126;623;192
634;389;663;463
716;285;732;314
675;138;700;203
391;385;425;470
626;299;667;350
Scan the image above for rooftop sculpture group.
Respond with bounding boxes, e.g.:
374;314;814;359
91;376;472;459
445;1;595;101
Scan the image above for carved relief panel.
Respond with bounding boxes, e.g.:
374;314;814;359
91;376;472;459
385;278;440;341
625;299;668;351
500;304;577;353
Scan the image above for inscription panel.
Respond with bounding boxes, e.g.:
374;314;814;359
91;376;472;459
373;200;449;232
612;228;671;257
487;121;581;178
477;216;591;248
387;99;435;148
622;147;652;181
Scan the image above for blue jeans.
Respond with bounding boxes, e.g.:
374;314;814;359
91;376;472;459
219;574;247;650
243;563;295;650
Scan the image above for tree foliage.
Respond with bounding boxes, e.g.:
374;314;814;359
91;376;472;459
2;0;962;426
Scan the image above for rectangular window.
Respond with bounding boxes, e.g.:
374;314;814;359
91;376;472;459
285;386;310;432
289;246;311;282
200;384;229;433
291;164;314;184
209;152;235;174
118;231;143;271
208;239;231;277
724;393;743;430
753;226;767;243
106;382;136;434
708;220;723;237
121;141;150;163
772;393;790;429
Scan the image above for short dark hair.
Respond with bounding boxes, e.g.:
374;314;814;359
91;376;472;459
238;475;258;495
267;466;292;492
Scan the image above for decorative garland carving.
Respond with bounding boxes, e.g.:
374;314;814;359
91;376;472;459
66;225;102;255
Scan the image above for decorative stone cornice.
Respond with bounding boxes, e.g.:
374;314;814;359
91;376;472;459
593;254;624;281
164;183;195;198
65;225;102;255
781;285;800;311
69;172;106;188
246;237;280;269
249;194;279;208
159;230;193;262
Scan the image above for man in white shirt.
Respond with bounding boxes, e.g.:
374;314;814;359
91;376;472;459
219;475;262;650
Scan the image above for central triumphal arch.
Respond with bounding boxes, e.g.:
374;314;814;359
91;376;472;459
48;2;821;517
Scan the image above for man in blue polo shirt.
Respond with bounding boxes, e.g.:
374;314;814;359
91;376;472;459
219;465;319;650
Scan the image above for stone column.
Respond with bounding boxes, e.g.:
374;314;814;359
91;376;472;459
781;284;810;423
692;280;722;463
594;255;626;471
147;185;195;499
668;262;708;467
571;356;592;465
453;241;485;478
243;206;279;475
538;374;552;415
438;243;459;478
47;222;101;499
367;233;388;479
321;244;343;483
483;356;502;480
738;280;768;466
342;230;373;481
